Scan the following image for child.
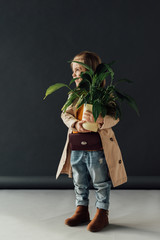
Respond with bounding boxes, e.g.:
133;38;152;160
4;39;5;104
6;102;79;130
56;51;127;232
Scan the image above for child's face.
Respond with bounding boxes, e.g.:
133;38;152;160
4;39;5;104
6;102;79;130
72;62;86;87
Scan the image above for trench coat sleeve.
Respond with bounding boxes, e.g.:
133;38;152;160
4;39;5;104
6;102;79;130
98;115;120;129
61;102;78;132
61;111;78;132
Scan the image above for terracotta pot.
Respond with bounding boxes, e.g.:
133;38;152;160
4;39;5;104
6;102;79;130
82;103;98;132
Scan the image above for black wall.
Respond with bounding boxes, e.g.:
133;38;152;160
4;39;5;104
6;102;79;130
0;0;159;189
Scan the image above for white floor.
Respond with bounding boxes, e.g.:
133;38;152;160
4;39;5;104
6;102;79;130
0;189;159;240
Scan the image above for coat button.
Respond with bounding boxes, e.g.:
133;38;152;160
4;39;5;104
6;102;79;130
110;137;114;141
119;160;122;164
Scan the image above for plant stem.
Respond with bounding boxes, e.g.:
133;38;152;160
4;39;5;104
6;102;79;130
65;85;80;98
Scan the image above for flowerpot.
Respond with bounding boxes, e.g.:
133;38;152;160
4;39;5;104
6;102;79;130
82;103;98;132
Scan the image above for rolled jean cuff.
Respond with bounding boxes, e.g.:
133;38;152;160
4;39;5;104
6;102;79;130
76;200;89;207
96;201;109;210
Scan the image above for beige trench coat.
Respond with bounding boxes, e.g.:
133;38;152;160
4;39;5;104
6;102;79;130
56;99;128;188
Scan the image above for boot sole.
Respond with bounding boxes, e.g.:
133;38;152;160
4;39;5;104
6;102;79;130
65;218;90;227
87;222;109;232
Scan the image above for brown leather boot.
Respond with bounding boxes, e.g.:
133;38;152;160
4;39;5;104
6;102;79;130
65;205;90;226
87;208;109;232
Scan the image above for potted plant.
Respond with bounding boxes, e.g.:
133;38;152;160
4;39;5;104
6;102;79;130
43;60;140;132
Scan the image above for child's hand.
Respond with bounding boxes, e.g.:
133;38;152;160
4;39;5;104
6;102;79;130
75;120;91;133
83;111;104;124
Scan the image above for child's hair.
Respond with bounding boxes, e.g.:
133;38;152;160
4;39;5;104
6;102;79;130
70;50;106;87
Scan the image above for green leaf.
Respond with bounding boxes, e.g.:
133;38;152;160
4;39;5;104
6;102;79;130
93;100;101;122
43;83;68;100
75;95;84;109
95;63;115;85
114;88;126;101
94;71;110;87
69;77;80;86
94;61;115;76
102;88;115;105
123;94;140;117
76;93;90;109
68;60;94;76
106;65;114;84
101;104;108;118
115;102;122;120
107;60;116;67
78;79;91;91
115;78;133;86
61;92;78;112
80;71;92;83
114;89;140;117
91;87;104;103
94;63;108;75
69;71;92;86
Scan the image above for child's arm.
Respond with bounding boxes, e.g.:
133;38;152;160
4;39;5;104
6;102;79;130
61;111;78;132
61;97;81;132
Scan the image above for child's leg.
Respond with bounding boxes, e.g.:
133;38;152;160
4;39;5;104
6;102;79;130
85;150;111;231
65;150;91;226
70;150;91;207
86;150;112;210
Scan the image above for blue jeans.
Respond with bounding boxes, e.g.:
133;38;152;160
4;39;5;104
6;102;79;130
70;150;112;210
